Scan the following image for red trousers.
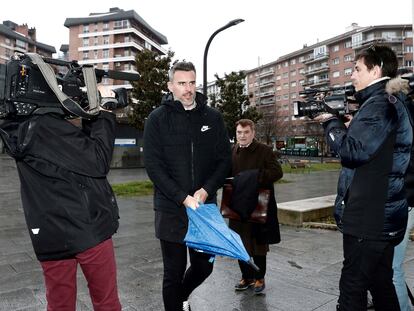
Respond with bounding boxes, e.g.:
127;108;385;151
40;238;121;311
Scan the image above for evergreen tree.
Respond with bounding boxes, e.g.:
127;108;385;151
214;71;261;140
128;49;174;130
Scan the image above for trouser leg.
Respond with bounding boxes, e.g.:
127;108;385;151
160;239;187;311
182;248;214;300
238;260;255;280
253;255;267;279
393;208;414;311
77;239;121;311
337;234;400;311
40;258;77;311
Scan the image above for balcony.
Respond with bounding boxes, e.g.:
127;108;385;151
304;64;330;76
303;53;330;64
258;69;274;78
352;36;404;50
302;77;330;87
259;79;275;87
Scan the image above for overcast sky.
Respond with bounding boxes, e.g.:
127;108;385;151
2;0;412;83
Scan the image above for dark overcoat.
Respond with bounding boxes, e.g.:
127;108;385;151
229;139;283;246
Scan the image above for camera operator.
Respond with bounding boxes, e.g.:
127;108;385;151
0;88;122;310
315;45;412;311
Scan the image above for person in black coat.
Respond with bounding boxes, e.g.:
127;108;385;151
229;119;283;294
0;106;121;309
143;61;231;311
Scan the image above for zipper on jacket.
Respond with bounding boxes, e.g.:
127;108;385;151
191;141;195;189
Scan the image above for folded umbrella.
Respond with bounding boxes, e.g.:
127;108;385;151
184;203;259;271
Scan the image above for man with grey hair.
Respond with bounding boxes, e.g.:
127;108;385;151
144;61;231;311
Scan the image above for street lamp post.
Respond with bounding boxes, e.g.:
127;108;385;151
203;19;245;97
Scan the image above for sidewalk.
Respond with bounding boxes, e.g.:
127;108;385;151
0;157;413;310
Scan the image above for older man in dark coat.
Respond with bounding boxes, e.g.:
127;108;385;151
229;119;283;294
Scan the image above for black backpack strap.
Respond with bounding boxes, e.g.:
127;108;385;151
407;282;414;306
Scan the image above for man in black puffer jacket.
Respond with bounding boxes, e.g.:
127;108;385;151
144;61;231;311
316;45;412;311
0;110;121;310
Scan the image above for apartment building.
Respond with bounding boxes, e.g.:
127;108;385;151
64;7;168;90
0;20;55;63
246;23;413;151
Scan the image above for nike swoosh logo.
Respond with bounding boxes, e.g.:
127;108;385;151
201;125;211;132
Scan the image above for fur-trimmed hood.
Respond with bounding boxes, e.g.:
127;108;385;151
386;76;411;95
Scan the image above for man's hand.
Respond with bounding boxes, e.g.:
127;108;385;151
314;113;335;123
193;188;208;204
183;195;199;210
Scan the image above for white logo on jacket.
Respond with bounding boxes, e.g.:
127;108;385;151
201;125;211;132
31;228;40;235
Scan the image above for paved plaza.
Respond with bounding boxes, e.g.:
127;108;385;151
0;154;413;310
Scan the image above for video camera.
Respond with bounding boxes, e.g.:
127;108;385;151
293;85;357;119
0;53;140;120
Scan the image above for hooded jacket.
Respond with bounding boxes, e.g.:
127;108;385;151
323;79;412;243
143;92;231;242
0;112;119;261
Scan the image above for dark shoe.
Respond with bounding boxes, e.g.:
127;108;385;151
235;278;255;291
254;278;265;294
182;300;191;311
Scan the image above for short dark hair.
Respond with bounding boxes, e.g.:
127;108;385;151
355;45;398;78
169;61;196;81
235;119;255;131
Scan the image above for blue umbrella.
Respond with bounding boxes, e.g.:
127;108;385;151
184;203;259;271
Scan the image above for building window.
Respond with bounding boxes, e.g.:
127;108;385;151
290;81;297;88
299;56;305;63
283;83;289;90
344;41;352;48
283;94;289;100
145;41;152;50
332;44;339;52
332;57;340;65
103;36;109;45
83;52;89;60
284;61;288;67
282;72;288;79
124;49;130;56
102;50;109;58
114;20;129;29
344;68;352;76
276;75;281;80
333;71;340;78
16;39;26;49
83;25;89;33
276;85;282;91
405;60;413;67
277;64;281;69
405;46;413;53
94;37;98;46
299;68;305;75
344;54;353;62
291;93;297;99
94;50;98;59
299;79;305;85
124;35;130;42
290;59;296;65
5;38;10;45
103;22;109;30
405;31;413;38
382;31;396;39
290;70;296;77
83;38;89;47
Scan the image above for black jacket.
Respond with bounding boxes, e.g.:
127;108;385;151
144;92;231;242
0;112;119;261
323;80;412;243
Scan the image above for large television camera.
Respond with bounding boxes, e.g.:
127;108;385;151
0;53;140;120
293;85;357;119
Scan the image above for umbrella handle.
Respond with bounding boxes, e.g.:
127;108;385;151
247;258;260;272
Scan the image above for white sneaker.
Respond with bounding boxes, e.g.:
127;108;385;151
182;300;191;311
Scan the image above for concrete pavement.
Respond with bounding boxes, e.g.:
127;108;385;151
1;154;413;310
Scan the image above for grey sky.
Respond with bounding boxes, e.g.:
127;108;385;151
2;0;412;83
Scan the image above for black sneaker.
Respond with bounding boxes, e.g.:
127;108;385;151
182;300;191;311
235;278;255;291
